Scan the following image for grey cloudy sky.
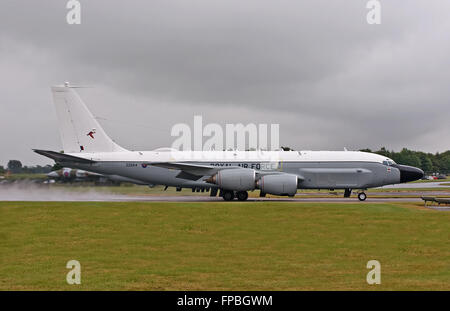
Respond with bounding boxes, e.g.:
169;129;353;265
1;0;449;166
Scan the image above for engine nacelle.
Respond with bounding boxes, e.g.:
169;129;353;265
208;168;256;191
256;174;298;196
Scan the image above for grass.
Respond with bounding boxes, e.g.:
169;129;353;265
2;173;47;180
0;201;449;291
50;183;203;196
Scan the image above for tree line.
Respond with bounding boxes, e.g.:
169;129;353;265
0;160;54;174
359;148;450;174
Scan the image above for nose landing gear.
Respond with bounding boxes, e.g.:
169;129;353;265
357;192;367;201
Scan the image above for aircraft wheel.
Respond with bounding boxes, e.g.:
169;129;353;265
222;190;235;201
358;192;367;201
236;191;248;201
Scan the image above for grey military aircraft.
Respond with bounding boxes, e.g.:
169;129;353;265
35;83;424;201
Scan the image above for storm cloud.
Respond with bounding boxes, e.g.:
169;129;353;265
0;0;449;165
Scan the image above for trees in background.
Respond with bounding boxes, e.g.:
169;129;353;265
7;160;23;173
361;148;450;174
3;160;52;174
20;165;53;174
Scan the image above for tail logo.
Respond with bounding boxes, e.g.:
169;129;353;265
87;129;96;139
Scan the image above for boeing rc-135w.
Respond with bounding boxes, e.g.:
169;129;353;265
35;83;424;201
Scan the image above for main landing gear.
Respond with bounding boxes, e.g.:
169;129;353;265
222;190;249;201
222;190;234;201
344;188;352;198
221;189;366;201
236;191;249;201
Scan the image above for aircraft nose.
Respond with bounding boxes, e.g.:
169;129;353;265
394;165;424;183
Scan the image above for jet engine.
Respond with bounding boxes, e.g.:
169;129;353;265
256;174;298;196
208;168;256;191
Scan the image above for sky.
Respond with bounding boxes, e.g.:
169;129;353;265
0;0;449;166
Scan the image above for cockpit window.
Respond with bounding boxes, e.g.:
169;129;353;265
383;159;396;166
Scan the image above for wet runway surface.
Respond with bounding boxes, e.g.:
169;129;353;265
1;191;449;210
90;195;427;203
0;184;448;209
0;192;434;203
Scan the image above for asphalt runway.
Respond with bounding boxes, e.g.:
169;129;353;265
0;192;426;202
0;184;449;209
100;195;426;203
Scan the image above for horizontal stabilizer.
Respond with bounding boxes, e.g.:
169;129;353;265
33;149;95;164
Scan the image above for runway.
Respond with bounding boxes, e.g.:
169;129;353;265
2;190;449;210
84;195;427;203
0;184;448;208
0;192;432;203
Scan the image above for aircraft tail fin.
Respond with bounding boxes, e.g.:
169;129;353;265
51;83;127;153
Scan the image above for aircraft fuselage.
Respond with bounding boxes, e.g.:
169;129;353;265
60;150;421;190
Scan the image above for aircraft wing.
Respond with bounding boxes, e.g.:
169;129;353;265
149;162;304;181
149;162;239;178
33;149;96;164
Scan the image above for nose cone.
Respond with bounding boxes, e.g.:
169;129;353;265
394;165;424;183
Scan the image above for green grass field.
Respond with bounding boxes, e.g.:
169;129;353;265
0;201;449;290
1;173;47;181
